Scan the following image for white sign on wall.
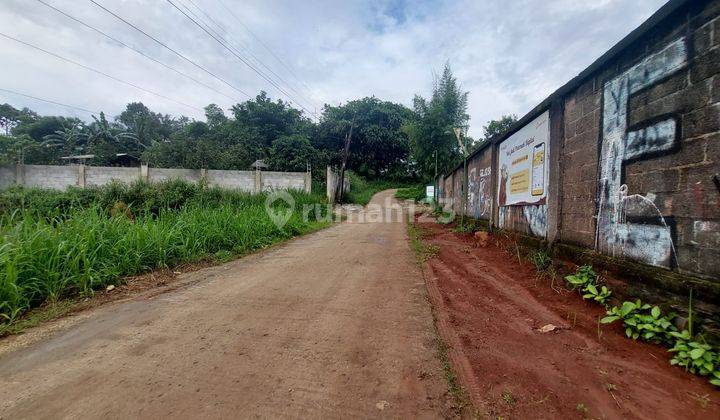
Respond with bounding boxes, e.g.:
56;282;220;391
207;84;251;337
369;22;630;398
497;110;550;206
426;185;435;199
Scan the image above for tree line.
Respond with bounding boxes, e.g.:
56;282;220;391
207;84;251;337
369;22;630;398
0;64;517;181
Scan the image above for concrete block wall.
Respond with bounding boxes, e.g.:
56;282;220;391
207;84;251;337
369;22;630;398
148;168;203;184
442;174;453;212
0;164;312;194
85;166;140;187
437;0;719;282
262;171;306;191
466;146;493;220
0;166;15;189
22;164;78;190
206;170;255;192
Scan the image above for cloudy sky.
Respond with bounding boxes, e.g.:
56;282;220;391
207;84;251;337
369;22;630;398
1;0;666;138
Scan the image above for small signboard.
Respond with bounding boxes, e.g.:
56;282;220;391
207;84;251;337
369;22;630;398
426;185;435;200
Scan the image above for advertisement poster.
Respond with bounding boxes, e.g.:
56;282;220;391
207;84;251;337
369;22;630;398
497;110;549;206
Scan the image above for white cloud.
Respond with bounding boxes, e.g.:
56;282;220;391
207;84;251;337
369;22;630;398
0;0;666;137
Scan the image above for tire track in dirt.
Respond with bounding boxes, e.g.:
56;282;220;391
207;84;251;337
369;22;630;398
0;191;451;419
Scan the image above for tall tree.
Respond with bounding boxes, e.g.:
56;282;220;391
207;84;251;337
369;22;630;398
404;62;469;178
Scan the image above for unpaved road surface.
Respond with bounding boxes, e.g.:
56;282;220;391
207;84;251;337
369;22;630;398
0;190;448;419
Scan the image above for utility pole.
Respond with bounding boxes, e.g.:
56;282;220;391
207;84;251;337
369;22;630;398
336;114;356;203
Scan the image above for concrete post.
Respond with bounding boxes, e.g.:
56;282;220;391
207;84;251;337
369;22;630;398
140;163;149;182
254;169;262;193
15;163;24;186
200;168;208;189
326;166;334;203
77;164;86;188
304;164;312;193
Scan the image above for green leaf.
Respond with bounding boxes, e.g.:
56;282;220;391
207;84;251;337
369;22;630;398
651;306;660;319
620;301;635;317
601;315;619;324
626;328;632;338
689;348;705;360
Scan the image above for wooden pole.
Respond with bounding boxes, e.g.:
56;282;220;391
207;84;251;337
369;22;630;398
336;114;356;203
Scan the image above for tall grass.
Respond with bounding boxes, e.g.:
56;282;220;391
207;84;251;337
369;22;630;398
395;185;426;202
0;181;329;329
344;172;420;205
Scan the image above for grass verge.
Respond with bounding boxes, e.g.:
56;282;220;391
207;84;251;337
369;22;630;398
0;181;330;334
406;220;472;414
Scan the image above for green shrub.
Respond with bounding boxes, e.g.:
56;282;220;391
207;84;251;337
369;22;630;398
0;183;329;331
601;300;676;343
395;185;426;202
565;265;612;305
668;330;720;386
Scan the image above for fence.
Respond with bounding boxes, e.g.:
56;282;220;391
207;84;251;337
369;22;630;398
436;0;719;334
0;163;312;193
326;166;350;203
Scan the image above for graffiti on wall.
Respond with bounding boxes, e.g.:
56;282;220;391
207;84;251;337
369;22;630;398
523;205;548;237
468;165;492;219
497;204;547;238
596;37;687;267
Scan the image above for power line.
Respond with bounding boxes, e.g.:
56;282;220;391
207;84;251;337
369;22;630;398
183;0;318;113
35;0;239;104
216;0;314;96
0;87;100;115
0;31;202;111
88;0;250;99
165;0;317;119
166;0;311;116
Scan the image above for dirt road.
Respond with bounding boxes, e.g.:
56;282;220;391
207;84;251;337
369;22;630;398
0;190;449;419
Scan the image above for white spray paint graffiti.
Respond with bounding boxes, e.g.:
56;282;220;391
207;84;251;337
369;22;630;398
468;165;492;219
596;37;687;267
625;118;677;160
523;205;548;237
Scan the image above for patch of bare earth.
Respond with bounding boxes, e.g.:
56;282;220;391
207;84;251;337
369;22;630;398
415;214;719;419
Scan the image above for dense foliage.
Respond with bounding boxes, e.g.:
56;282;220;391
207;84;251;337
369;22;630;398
0;92;417;180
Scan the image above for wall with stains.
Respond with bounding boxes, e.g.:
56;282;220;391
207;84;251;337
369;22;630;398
442;174;454;213
560;0;720;278
466;146;494;220
452;167;465;215
437;0;719;281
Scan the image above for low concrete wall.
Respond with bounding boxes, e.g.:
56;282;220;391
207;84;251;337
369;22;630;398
0;164;312;194
85;166;139;187
326;166;349;203
206;170;255;191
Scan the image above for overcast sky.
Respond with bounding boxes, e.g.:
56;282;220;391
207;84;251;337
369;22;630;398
0;0;666;138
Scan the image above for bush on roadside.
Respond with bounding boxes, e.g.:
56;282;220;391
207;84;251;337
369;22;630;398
0;181;330;331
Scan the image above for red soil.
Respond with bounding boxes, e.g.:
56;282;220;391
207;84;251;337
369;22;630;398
416;215;719;419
